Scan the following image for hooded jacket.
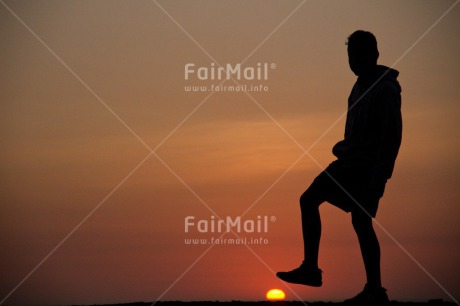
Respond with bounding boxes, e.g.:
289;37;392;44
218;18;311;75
332;65;402;180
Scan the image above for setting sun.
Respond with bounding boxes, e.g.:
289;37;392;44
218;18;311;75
266;289;286;301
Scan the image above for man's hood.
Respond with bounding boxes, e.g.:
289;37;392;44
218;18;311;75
358;65;401;92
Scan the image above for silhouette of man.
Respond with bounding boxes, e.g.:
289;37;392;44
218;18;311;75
277;30;402;304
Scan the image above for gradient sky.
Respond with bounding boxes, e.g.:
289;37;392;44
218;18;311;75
1;0;459;305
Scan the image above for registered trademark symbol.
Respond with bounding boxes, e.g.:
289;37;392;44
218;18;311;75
270;63;276;69
270;216;276;222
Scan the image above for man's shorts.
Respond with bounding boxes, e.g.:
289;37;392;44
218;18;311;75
303;160;387;218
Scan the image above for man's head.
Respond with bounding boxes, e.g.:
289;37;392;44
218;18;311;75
346;30;379;76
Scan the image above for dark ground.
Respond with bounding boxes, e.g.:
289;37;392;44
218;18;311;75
75;300;458;306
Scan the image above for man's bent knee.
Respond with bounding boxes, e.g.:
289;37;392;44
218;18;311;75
300;190;322;212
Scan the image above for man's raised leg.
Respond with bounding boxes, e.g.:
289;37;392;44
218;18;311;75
276;189;323;286
300;189;322;270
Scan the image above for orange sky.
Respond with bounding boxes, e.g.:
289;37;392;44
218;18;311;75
1;0;459;305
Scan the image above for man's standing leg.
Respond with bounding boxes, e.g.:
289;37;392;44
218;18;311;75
345;209;389;303
352;210;381;289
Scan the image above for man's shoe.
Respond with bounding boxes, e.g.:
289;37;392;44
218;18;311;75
344;284;389;305
276;262;322;287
